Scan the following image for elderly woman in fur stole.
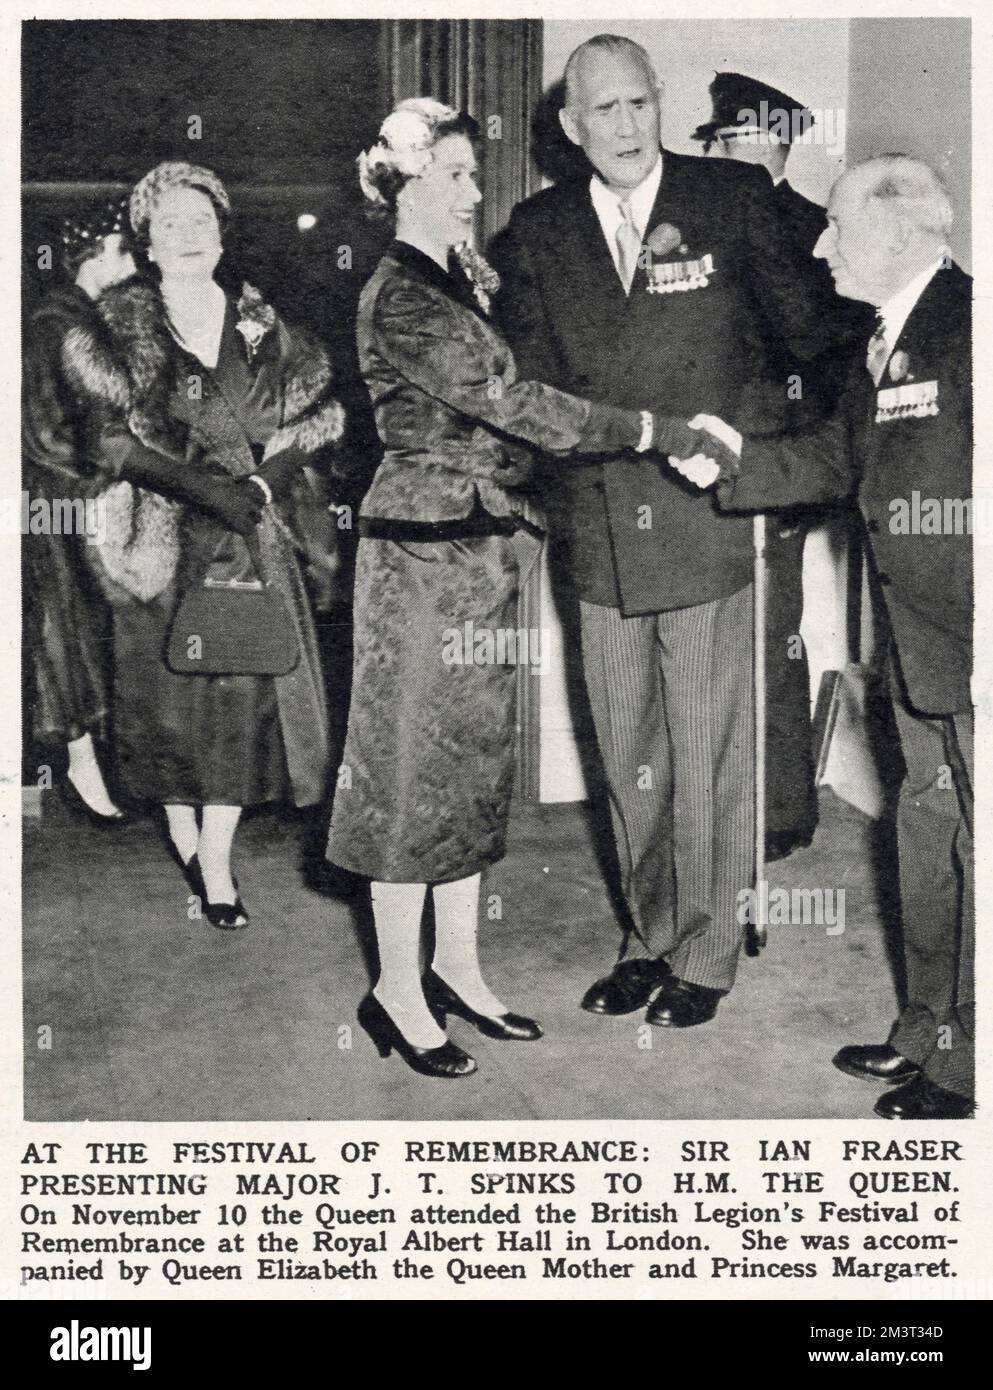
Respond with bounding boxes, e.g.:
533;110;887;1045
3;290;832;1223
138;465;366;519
64;161;344;928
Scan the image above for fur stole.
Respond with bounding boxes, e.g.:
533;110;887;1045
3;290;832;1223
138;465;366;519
60;277;345;602
62;278;186;603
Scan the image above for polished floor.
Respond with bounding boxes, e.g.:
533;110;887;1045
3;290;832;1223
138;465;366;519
23;788;904;1121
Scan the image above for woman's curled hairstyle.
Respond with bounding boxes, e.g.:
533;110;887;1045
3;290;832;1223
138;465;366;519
357;98;480;216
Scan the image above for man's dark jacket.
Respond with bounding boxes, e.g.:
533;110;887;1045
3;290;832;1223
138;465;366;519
721;263;972;716
493;148;835;613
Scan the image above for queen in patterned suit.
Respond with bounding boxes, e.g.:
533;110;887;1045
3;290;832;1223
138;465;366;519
326;98;703;1079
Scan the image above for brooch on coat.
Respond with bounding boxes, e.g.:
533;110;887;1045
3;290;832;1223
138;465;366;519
643;222;715;294
235;282;277;360
453;242;501;315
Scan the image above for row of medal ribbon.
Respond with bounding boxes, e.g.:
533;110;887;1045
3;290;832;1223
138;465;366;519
646;253;715;294
876;379;939;422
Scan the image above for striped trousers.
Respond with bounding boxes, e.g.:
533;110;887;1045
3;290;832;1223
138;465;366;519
579;584;754;992
888;691;974;1100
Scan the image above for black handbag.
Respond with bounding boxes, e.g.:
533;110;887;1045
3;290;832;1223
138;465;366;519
165;532;299;676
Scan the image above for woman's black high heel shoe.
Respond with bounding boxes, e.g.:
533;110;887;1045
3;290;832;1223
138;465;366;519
357;993;477;1078
169;848;205;900
423;969;543;1041
59;773;127;826
176;847;248;930
204;878;249;931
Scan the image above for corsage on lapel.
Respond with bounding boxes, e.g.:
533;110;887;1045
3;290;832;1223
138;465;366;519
888;350;912;383
235;282;277;360
454;242;501;316
644;222;715;295
876;348;939;422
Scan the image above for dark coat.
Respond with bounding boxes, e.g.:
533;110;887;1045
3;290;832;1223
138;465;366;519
720;263;972;716
493;149;835;613
22;283;115;745
23;283;105;490
356;239;642;526
775;179;829;255
61;276;346;806
738;179;873;436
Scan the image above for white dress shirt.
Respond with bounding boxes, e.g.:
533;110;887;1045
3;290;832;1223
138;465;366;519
876;251;949;359
589;154;664;279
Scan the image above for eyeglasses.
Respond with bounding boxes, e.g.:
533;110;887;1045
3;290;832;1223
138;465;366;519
714;128;772;153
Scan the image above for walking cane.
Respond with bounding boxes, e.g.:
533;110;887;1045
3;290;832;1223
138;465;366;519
749;513;768;953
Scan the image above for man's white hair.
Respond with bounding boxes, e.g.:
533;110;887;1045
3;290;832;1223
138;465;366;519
563;33;659;110
859;154;953;239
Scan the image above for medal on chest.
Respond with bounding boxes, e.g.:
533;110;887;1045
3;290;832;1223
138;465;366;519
643;221;715;295
875;379;939;423
646;252;715;294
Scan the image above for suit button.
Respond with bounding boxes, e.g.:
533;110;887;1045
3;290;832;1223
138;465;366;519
877;572;892;586
865;518;880;534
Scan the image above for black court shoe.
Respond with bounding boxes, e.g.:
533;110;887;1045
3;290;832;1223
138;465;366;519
423;969;543;1041
204;879;249;931
169;847;204;900
357;993;477;1078
189;857;249;930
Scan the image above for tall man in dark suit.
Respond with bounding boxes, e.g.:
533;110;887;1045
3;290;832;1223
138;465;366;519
692;72;866;862
494;34;833;1028
683;156;973;1117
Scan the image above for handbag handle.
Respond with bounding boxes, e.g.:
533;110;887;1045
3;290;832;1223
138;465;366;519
202;526;268;592
243;527;267;584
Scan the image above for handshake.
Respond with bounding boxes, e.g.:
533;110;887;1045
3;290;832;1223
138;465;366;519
650;413;743;489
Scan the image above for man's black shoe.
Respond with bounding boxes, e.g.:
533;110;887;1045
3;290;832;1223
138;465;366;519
580;958;670;1015
646;976;723;1028
874;1074;974;1120
833;1043;920;1084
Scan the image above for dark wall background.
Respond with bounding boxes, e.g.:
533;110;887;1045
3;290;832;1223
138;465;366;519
23;18;383;186
23;18;395;462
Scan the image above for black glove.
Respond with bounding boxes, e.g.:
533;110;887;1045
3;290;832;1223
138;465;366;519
651;414;740;482
650;415;711;461
119;442;263;536
198;476;265;536
690;426;741;486
246;444;308;504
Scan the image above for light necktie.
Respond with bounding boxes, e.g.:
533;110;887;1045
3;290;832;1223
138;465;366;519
615;198;641;295
866;312;890;386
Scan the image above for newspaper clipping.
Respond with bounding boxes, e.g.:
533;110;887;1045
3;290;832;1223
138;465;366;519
2;0;990;1359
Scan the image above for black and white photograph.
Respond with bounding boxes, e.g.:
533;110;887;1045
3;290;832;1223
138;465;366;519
5;0;993;1329
13;7;979;1139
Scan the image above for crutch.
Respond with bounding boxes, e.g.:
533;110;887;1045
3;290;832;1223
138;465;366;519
748;513;768;953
